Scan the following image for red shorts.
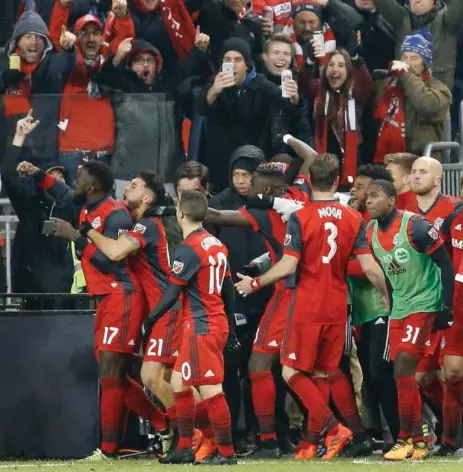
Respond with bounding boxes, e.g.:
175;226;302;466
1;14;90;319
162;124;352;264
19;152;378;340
441;322;463;359
143;309;183;366
253;289;295;355
173;332;228;386
416;332;441;373
95;292;147;355
389;313;435;361
281;321;345;373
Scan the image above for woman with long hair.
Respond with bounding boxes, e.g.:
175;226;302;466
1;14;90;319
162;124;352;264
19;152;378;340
300;48;372;188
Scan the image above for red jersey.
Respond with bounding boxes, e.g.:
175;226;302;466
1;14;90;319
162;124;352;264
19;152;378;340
397;190;416;210
169;228;229;335
125;217;175;310
238;175;312;289
406;193;460;231
284;200;369;324
252;0;292;25
440;201;463;270
79;197;139;295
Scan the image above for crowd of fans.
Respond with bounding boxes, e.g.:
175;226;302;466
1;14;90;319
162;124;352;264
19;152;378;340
1;0;463;464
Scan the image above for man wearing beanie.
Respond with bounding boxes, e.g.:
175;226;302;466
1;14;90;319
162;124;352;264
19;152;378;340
372;28;451;163
209;146;274;455
372;0;463;89
198;36;303;192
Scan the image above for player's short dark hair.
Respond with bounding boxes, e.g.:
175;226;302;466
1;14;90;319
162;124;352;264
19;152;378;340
138;172;167;206
309;154;339;191
175;161;209;189
357;164;393;183
372;179;397;198
255;162;286;180
179;190;208;222
384;153;418;173
82;161;114;194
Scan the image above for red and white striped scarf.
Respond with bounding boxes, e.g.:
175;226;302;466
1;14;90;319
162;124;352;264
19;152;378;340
282;20;336;71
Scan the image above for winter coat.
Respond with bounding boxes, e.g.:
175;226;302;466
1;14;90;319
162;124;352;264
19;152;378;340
208;145;272;316
373;0;463;88
197;70;302;192
1;144;74;294
0;10;76;166
373;72;452;159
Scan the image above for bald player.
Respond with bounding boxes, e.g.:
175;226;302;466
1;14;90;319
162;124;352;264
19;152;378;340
407;157;461;438
384;153;418;210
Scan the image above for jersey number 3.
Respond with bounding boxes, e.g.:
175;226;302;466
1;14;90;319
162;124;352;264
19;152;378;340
322;222;338;264
208;252;227;294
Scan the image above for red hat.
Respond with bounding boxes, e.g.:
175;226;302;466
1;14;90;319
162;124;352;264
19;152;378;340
74;14;103;34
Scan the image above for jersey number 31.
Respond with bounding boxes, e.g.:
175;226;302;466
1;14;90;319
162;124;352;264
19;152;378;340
322;222;338;264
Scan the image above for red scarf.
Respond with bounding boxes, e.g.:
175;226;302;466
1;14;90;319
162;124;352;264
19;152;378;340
131;0;195;60
373;71;430;164
315;90;359;187
282;20;336;71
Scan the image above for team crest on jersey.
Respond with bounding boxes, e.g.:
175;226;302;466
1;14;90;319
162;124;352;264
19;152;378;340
284;234;292;246
132;223;147;234
172;260;184;274
434;217;444;230
118;229;128;237
91;216;101;229
428;227;440;241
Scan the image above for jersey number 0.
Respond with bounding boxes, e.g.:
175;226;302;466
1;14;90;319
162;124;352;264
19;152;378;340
322;222;338;264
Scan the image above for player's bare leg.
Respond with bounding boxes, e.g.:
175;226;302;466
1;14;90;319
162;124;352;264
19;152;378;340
282;365;352;460
95;352;167;458
195;384;237;465
438;355;463;456
385;352;425;461
248;351;281;458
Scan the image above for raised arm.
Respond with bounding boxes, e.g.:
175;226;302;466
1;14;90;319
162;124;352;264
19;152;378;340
373;0;406;34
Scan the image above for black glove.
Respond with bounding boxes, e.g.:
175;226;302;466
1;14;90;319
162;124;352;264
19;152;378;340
141;319;154;342
225;331;240;353
2;69;25;87
432;307;454;332
79;221;93;237
240;263;260;278
246;195;274;210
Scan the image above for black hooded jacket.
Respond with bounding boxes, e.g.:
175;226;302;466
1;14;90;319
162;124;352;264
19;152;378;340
209;145;272;316
0;10;76;166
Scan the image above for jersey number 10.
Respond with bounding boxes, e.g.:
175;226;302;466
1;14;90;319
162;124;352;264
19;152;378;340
322;222;338;264
208;252;227;294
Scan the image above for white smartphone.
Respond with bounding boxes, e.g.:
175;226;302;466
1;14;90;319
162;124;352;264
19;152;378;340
222;62;234;78
281;69;292;98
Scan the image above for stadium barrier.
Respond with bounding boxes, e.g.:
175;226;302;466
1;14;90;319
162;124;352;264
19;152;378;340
0;310;98;458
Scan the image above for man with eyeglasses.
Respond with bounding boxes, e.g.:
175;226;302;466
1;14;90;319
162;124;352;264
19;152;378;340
49;0;134;182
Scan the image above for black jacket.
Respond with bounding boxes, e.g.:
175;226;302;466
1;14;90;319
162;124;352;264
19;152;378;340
1;145;74;294
343;0;396;71
209;146;272;316
197;71;302;192
262;69;313;157
0;10;76;166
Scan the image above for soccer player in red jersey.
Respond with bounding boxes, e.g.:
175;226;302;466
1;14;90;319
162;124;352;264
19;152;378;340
140;190;239;466
206;158;313;457
407;156;461;417
365;179;454;460
235;155;390;460
76;172;181;450
51;162;166;458
434;202;463;455
384;153;417;210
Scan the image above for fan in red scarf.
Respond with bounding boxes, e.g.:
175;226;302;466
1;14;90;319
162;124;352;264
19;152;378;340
282;0;335;71
373;29;434;164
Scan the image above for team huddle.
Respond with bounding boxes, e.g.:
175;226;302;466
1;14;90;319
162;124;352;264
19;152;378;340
12;111;463;463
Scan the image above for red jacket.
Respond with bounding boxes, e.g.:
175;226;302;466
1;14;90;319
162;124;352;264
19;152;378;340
49;1;134;152
252;0;293;26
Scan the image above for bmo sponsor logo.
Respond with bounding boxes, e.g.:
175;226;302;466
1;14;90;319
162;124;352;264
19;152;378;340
452;238;463;250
